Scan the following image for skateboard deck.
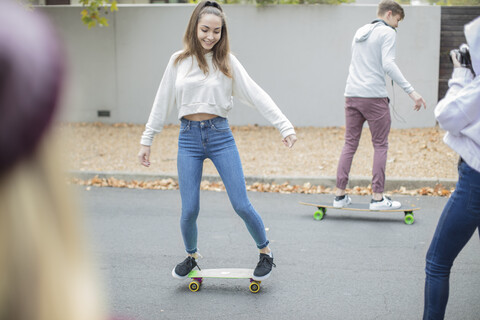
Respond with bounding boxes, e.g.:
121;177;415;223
299;201;420;225
187;268;261;293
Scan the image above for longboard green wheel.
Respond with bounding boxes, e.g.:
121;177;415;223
404;212;414;225
313;207;326;221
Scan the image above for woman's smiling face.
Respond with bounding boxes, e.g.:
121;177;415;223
197;13;222;52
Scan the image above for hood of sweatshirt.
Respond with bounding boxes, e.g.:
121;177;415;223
354;21;391;43
465;16;480;75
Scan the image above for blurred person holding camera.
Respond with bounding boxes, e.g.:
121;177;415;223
0;2;108;320
423;16;480;320
333;0;427;210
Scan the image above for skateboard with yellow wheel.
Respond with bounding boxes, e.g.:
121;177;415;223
187;268;261;293
299;201;420;225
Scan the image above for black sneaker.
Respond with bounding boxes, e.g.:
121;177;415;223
171;256;200;279
253;253;276;281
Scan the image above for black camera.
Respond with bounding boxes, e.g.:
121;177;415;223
450;44;474;74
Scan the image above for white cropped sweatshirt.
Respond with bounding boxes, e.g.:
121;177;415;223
140;51;295;146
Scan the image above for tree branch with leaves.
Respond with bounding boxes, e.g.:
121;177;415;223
80;0;118;28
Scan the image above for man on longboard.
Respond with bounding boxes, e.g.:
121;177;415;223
333;0;426;210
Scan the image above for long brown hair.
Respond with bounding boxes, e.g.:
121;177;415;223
175;0;232;78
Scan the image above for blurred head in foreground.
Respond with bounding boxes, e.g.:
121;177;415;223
0;1;106;320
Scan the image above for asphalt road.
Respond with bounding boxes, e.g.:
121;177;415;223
77;187;480;320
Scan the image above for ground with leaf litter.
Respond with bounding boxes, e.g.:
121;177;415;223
60;123;458;196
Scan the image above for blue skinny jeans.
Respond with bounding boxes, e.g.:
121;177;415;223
177;117;269;254
423;159;480;319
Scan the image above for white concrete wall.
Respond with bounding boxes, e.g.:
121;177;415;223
41;4;441;128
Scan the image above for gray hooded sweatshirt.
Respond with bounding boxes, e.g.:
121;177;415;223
435;16;480;172
344;21;414;98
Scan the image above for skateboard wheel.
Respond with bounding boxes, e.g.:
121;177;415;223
189;280;201;292
313;208;325;221
249;281;261;293
404;213;414;225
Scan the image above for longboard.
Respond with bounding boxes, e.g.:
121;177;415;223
187;268;261;293
299;201;420;225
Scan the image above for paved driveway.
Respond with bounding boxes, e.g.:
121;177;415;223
78;187;480;320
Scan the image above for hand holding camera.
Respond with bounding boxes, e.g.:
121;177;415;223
449;43;475;76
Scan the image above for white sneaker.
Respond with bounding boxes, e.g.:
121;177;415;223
369;196;401;210
333;194;352;208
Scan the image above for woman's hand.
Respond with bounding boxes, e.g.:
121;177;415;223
282;134;297;148
450;51;462;68
138;145;151;167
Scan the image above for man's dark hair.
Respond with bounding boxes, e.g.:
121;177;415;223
378;0;405;20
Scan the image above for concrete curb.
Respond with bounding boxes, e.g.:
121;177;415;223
69;170;458;190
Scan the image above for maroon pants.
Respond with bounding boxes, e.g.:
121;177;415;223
336;97;391;193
